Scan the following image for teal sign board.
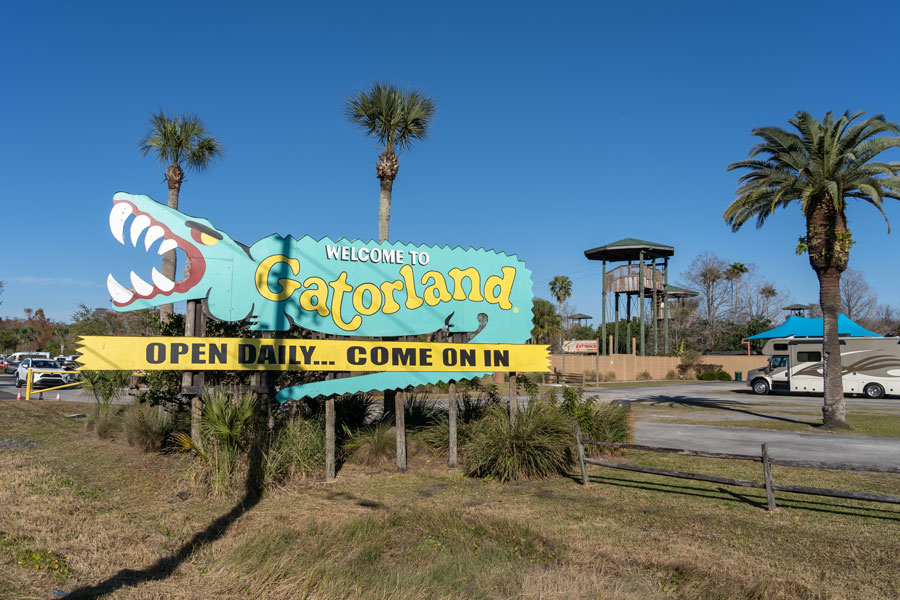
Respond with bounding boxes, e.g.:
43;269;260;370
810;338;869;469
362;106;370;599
106;192;535;400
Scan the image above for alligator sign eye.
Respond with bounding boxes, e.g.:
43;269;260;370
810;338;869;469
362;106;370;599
186;221;223;246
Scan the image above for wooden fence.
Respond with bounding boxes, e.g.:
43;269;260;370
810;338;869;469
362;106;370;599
573;425;900;511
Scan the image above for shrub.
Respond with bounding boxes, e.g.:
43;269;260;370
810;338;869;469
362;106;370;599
693;363;723;377
402;391;445;429
698;370;732;381
345;423;396;466
559;387;631;452
417;417;475;454
463;402;573;482
637;370;652;381
679;349;702;366
665;369;678;380
264;416;325;484
123;403;174;451
86;410;116;440
80;370;130;419
300;393;375;432
174;389;258;494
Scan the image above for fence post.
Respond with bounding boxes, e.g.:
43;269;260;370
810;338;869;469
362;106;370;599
762;443;776;511
574;424;589;486
508;372;518;425
396;390;407;472
325;396;336;481
448;381;458;469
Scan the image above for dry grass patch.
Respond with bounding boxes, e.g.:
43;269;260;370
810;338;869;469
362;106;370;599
1;400;899;599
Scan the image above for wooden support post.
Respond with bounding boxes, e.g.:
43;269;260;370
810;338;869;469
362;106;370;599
184;299;205;441
574;424;589;486
325;396;336;481
448;381;458;468
395;390;407;472
664;256;670;354
562;352;566;381
508;372;518;425
639;251;645;356
762;443;776;511
652;257;658;356
596;351;600;384
601;260;607;355
581;371;585;386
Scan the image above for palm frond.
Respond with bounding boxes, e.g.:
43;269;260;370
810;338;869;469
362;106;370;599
345;82;436;152
138;110;224;170
726;110;900;237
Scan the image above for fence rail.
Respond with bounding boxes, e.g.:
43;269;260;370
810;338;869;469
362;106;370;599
573;427;900;511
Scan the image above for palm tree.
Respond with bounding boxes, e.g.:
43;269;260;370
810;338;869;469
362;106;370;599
724;262;748;321
530;298;561;344
139;111;224;318
548;276;572;340
725;110;900;429
346;83;436;242
760;284;778;321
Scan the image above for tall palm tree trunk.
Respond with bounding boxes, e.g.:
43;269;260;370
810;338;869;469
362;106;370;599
376;148;398;243
160;162;184;320
378;178;393;243
808;200;850;429
818;267;847;428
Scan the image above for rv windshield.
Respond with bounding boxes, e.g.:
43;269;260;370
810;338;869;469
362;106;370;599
769;356;788;369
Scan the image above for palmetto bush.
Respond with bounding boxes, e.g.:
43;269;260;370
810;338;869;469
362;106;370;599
463;402;573;482
174;389;257;494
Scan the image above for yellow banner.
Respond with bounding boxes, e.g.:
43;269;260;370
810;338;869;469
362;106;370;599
77;336;550;372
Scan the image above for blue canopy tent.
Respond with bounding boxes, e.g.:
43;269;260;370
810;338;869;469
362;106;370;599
746;315;881;340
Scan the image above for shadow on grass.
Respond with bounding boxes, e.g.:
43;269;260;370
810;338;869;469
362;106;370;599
637;394;820;427
326;490;383;509
573;472;900;521
63;410;270;599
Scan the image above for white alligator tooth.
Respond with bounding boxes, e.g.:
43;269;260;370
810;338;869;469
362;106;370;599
109;203;133;245
130;215;151;247
144;225;164;251
130;271;154;296
151;267;175;292
107;273;134;304
158;239;178;255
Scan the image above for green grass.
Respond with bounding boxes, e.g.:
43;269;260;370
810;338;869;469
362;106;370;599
2;400;900;599
664;414;900;437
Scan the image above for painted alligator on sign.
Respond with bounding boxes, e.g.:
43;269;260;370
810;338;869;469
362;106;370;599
106;192;534;401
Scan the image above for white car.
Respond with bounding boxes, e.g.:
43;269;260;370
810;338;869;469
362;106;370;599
15;358;70;388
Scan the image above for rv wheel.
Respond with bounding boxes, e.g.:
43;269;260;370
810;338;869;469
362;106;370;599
863;383;885;399
751;379;770;395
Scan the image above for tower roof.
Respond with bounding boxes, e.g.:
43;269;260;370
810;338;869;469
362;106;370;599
584;238;675;262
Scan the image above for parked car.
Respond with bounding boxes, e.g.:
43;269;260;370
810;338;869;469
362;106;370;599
15;358;69;388
59;354;82;370
3;357;21;375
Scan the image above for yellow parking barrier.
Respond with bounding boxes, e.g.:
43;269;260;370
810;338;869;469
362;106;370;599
24;369;82;401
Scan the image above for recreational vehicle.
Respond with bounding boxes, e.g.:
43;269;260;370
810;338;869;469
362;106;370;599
746;336;900;398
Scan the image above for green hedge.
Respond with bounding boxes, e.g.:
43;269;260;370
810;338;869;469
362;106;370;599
697;370;732;381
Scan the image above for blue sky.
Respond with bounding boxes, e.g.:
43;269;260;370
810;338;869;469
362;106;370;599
3;0;900;324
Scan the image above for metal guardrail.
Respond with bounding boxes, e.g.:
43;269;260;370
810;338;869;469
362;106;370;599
573;425;900;510
24;369;82;400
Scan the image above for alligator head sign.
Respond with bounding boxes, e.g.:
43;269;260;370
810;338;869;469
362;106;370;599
106;192;536;400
